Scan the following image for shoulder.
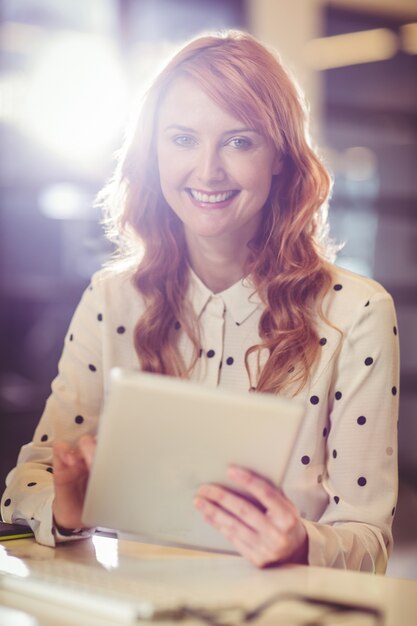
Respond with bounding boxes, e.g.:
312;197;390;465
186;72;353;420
322;263;395;330
90;259;137;291
328;264;389;300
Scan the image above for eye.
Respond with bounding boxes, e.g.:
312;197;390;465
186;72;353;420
227;136;252;150
173;135;196;147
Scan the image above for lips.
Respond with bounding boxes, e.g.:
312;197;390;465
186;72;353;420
187;188;239;204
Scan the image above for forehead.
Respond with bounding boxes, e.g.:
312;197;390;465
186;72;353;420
157;76;249;132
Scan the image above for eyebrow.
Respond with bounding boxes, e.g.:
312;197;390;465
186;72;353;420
163;124;260;135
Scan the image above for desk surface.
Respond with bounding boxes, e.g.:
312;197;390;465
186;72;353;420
1;535;416;626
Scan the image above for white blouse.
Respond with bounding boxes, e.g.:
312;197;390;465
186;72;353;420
1;262;400;572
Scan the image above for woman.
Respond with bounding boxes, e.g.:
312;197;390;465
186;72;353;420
1;31;399;571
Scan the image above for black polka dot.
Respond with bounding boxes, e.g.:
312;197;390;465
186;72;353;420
41;434;48;442
69;334;74;341
88;364;97;372
335;391;342;400
357;415;366;425
4;498;11;506
226;357;234;366
117;326;126;334
97;313;103;321
333;284;343;291
27;482;37;487
392;386;397;396
75;415;84;425
364;357;373;366
393;326;397;336
310;395;319;405
46;467;53;473
392;507;396;516
301;455;310;465
332;449;337;458
365;300;370;307
323;427;328;437
319;337;327;346
199;348;203;358
207;350;215;358
357;476;367;487
334;496;340;504
235;322;240;326
174;321;181;330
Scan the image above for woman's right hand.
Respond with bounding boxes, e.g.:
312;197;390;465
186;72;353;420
52;435;96;530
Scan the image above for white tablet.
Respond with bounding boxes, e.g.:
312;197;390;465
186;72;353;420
82;368;304;552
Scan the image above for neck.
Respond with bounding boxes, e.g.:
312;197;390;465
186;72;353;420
186;234;250;293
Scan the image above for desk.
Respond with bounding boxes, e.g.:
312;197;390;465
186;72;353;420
1;535;416;626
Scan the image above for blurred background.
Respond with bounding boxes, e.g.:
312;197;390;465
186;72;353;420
0;0;416;577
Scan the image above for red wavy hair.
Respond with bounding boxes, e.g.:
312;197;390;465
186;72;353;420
101;31;335;394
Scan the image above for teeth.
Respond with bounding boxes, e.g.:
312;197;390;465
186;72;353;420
189;189;236;203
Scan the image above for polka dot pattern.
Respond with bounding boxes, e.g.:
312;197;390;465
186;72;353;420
4;498;11;506
7;267;398;566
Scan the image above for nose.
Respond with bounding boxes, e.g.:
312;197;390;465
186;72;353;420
195;144;226;184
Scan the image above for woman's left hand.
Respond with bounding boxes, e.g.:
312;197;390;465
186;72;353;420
194;465;308;568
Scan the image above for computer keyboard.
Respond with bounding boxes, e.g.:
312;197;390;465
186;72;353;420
0;558;187;623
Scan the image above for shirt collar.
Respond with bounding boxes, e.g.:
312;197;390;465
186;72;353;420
187;268;262;325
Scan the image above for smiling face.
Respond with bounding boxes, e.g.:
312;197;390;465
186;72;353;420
156;76;280;253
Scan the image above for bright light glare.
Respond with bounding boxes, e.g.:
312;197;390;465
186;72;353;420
23;33;128;164
92;534;119;570
401;22;417;54
304;28;398;70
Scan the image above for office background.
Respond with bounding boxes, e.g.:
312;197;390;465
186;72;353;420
0;0;416;576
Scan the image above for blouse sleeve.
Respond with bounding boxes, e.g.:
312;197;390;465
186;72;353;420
0;275;104;546
304;291;400;572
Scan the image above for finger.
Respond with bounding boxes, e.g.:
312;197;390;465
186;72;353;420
194;496;258;547
226;534;271;569
53;441;76;470
227;466;298;528
193;495;282;565
52;441;88;485
196;484;277;540
77;435;96;469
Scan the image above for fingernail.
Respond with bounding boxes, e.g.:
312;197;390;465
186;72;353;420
193;497;203;509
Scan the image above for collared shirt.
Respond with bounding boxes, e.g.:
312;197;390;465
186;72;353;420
1;263;399;572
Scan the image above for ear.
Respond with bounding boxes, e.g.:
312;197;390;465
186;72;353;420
272;153;283;176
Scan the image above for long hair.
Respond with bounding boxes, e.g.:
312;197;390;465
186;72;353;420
101;31;335;394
